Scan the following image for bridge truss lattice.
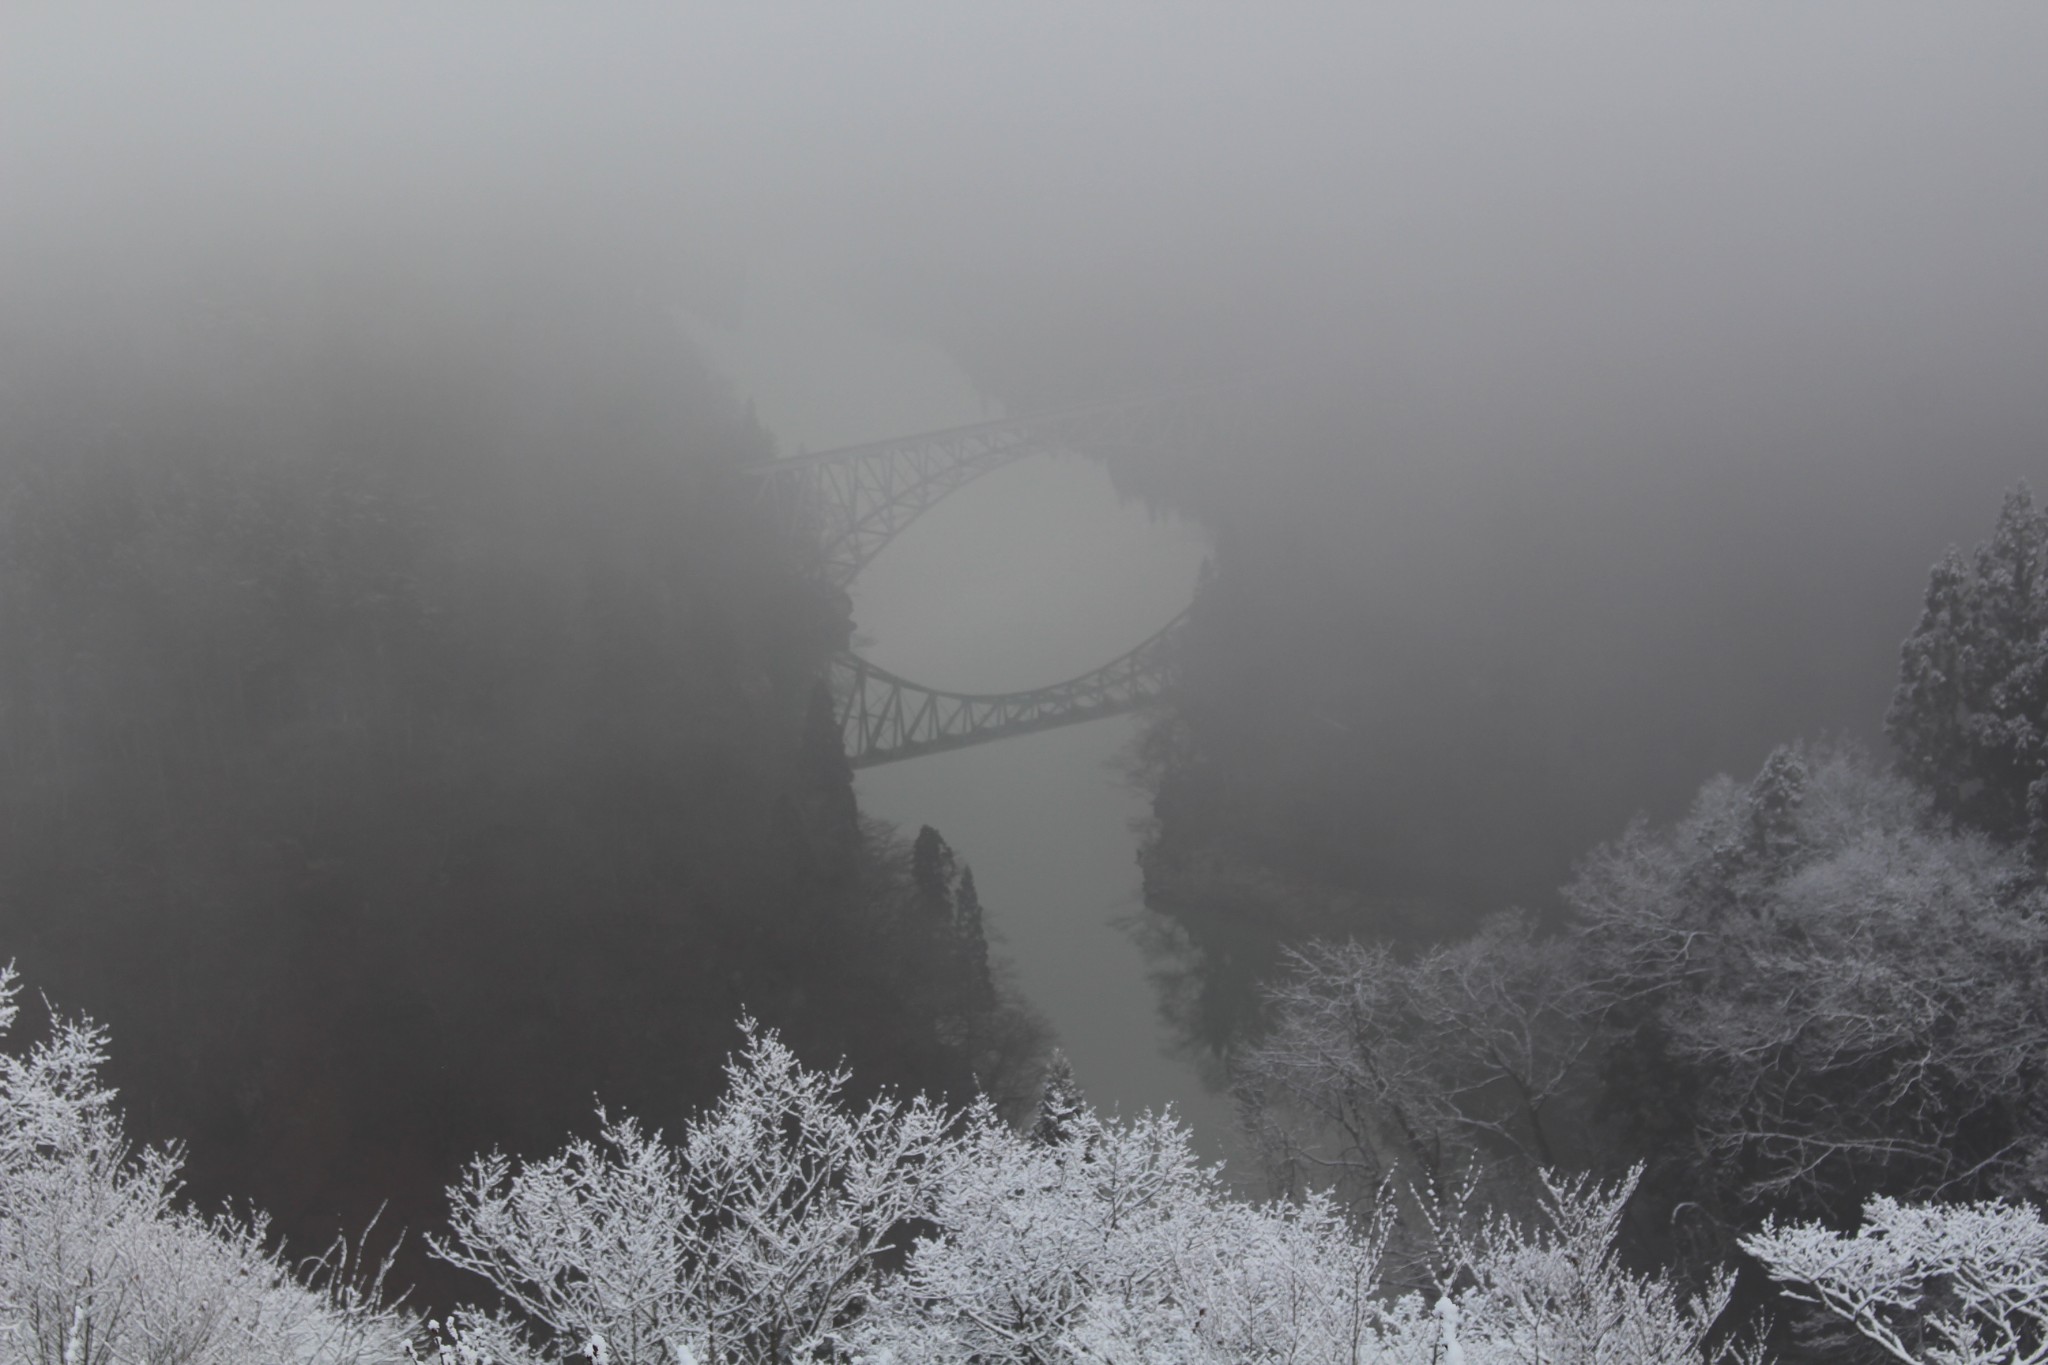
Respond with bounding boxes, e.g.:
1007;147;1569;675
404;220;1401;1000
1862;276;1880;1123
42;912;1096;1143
829;610;1185;769
744;391;1215;767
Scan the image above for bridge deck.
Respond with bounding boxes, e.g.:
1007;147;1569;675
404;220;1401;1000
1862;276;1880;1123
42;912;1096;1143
743;394;1213;766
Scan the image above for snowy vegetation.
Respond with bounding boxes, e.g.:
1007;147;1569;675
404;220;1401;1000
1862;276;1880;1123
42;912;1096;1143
0;960;1743;1364
1745;1198;2048;1365
432;1022;952;1365
0;967;407;1365
1216;485;2048;1359
16;946;2048;1363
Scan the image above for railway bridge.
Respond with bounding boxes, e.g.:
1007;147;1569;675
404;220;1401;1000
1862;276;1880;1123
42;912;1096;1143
745;392;1218;767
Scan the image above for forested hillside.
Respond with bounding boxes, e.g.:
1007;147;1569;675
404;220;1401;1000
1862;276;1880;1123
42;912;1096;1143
1195;486;2048;1357
0;268;1039;1299
1101;372;2041;1053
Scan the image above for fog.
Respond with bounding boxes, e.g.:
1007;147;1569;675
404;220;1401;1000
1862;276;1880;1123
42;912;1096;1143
685;261;1220;1137
12;6;2044;490
4;1;2047;1299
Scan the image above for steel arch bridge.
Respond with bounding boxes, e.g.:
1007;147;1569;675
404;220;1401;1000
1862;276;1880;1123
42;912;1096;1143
745;392;1211;767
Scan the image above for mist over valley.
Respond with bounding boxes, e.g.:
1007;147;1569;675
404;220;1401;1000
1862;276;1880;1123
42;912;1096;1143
2;9;2046;1360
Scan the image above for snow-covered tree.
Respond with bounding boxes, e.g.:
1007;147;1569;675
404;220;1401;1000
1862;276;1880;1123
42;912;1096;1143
1744;1195;2048;1364
1888;483;2048;861
852;1094;1396;1365
434;1019;948;1364
1423;1166;1746;1365
419;995;1774;1363
1570;742;2048;1215
0;966;406;1365
1030;1052;1087;1148
1236;911;1598;1207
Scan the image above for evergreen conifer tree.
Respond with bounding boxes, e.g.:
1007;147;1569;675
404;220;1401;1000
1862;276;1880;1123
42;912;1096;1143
793;680;860;871
1742;744;1811;874
911;825;957;921
951;865;995;1005
1031;1050;1088;1146
1888;484;2048;860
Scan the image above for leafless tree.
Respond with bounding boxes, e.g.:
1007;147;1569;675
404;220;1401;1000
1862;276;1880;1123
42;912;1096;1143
1236;912;1601;1212
0;967;406;1365
1572;743;2048;1214
1746;1195;2048;1365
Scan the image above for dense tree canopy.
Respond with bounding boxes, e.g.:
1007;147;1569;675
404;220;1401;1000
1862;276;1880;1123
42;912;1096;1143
1888;483;2048;861
0;274;1040;1300
1570;743;2048;1221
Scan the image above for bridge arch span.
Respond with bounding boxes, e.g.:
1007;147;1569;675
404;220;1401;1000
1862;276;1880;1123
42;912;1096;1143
832;609;1186;768
744;392;1214;766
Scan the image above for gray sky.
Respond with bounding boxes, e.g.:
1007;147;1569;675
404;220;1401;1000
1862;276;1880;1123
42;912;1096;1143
13;8;2047;376
12;8;2041;583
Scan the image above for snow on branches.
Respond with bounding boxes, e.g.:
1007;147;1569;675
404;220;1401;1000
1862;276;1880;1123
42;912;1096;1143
1422;1167;1745;1365
33;953;2048;1365
435;1018;1751;1364
1237;911;1596;1203
433;1019;950;1365
1745;1197;2048;1365
0;965;406;1365
852;1097;1392;1364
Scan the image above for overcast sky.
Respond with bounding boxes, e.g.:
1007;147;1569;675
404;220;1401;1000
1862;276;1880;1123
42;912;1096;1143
11;7;2046;390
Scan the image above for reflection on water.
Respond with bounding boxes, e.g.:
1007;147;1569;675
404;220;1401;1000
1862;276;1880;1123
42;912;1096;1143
850;453;1203;693
694;269;1244;1170
856;717;1240;1162
851;450;1241;1162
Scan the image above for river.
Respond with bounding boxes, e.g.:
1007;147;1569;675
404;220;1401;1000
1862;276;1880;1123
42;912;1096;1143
691;274;1238;1157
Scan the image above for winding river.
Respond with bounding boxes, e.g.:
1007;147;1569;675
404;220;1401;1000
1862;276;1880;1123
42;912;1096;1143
693;276;1237;1158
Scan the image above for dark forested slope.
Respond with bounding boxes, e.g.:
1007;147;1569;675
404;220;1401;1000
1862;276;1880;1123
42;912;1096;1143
1102;377;2043;1054
0;270;1035;1299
